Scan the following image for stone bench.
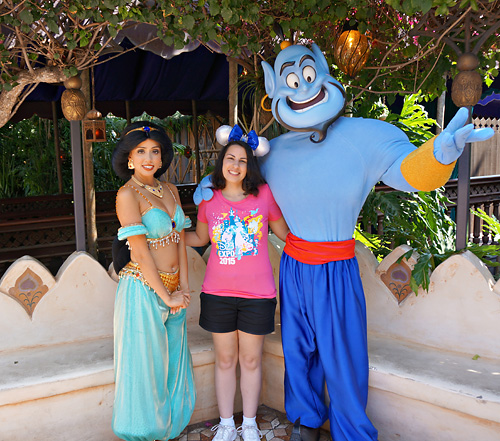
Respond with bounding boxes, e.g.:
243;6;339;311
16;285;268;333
360;244;500;441
0;247;215;440
2;239;498;441
0;253;117;440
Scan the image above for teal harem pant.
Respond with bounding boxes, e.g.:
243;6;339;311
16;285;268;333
279;251;378;441
112;274;196;441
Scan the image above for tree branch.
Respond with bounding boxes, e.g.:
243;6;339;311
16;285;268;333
0;67;66;127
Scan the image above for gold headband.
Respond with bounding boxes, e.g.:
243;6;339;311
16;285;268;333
126;126;159;136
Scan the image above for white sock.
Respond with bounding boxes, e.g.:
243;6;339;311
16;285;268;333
243;416;257;427
220;416;235;427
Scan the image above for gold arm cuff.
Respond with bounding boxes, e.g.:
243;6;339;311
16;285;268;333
401;136;456;191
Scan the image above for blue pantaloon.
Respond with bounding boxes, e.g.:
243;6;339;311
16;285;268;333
279;252;378;441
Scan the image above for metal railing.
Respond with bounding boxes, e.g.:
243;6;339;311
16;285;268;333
1;176;499;277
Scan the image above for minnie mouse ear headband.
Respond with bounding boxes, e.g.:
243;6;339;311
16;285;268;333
216;124;270;157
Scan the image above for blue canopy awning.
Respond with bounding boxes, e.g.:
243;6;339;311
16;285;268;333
13;37;230;122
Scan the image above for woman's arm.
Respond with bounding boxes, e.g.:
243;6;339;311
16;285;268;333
269;216;290;242
116;187;188;310
185;220;210;247
177;230;189;292
168;184;191;313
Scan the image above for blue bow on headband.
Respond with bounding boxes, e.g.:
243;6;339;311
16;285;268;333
228;124;259;151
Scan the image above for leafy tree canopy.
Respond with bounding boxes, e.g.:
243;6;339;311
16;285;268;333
1;0;499;127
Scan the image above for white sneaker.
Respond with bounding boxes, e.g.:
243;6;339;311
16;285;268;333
237;425;262;441
211;424;237;441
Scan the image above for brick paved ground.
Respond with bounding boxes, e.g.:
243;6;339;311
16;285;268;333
174;405;331;441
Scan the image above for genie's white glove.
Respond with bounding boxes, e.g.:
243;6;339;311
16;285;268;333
193;175;214;205
434;107;494;165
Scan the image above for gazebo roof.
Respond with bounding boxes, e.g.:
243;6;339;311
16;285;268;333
13;35;230;123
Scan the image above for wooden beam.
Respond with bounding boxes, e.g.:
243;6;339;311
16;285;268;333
81;69;98;258
70;120;86;251
51;101;63;194
192;99;201;183
228;58;238;126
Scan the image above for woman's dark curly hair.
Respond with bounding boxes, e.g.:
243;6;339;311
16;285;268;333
212;140;266;197
112;121;173;181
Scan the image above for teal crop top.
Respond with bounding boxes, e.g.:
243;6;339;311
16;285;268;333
117;184;191;249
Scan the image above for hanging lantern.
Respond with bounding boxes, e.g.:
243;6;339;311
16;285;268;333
451;52;483;107
333;30;371;78
83;108;107;142
61;75;87;121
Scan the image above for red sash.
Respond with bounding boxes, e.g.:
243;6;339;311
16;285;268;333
284;233;355;265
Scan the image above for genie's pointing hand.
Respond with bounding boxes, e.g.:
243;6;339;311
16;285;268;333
434;107;494;165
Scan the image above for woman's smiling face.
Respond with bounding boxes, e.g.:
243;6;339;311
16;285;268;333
128;138;162;179
222;143;248;185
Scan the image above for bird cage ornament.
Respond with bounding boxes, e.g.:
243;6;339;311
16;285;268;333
333;30;371;78
83;108;106;142
82;67;106;142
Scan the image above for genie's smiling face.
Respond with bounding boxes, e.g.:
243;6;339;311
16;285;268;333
262;44;346;134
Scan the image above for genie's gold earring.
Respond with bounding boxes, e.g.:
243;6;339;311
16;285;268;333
261;94;272;112
128;158;135;169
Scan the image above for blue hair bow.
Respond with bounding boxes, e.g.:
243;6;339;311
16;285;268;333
228;124;259;151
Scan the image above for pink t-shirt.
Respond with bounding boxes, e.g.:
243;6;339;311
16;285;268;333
197;184;282;299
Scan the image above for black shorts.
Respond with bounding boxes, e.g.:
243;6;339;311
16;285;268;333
199;292;277;335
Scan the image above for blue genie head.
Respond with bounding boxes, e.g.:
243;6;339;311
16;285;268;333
261;44;346;143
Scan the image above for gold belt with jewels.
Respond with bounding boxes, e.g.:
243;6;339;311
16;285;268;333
119;261;179;294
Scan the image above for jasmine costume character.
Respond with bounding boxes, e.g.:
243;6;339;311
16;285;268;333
112;122;196;441
196;43;493;441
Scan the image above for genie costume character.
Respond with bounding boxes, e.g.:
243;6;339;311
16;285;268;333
257;43;493;441
194;43;493;441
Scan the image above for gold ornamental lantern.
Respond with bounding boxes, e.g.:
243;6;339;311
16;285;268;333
82;67;106;142
83;108;107;142
334;30;371;78
61;75;87;121
451;52;483;107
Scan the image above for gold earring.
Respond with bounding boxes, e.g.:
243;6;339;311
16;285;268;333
128;159;134;169
261;94;272;112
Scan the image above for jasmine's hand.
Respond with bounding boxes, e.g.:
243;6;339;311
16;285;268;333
193;174;214;205
169;289;190;314
434;107;494;165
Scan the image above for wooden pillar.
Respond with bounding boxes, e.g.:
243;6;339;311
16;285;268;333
455;108;472;250
192;99;201;183
436;88;446;135
80;69;98;258
70;120;86;251
51;101;63;194
125;100;131;125
228;58;238;126
455;16;472;251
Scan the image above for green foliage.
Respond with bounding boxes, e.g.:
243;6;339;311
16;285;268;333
0;116;72;197
358;187;500;292
383;93;437;146
358;188;458;292
0;111;208;198
1;1;499;126
356;94;500;292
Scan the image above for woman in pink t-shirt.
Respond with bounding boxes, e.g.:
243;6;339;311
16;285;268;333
187;137;288;441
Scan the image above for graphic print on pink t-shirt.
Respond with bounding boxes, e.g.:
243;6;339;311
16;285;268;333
211;207;264;265
198;184;282;299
